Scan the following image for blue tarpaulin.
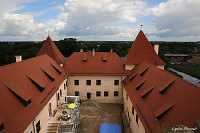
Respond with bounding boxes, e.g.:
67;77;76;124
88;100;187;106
100;123;121;133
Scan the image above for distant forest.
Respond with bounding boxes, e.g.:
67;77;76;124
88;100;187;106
0;39;200;66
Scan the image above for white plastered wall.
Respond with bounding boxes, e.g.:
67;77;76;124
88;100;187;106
123;87;145;133
67;75;126;103
24;78;67;133
156;65;165;70
125;65;135;70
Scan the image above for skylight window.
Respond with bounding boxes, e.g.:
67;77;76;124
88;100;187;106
140;67;149;76
135;80;146;91
160;80;176;95
26;76;45;92
42;69;55;82
154;103;175;121
50;63;62;74
141;88;153;99
129;73;137;81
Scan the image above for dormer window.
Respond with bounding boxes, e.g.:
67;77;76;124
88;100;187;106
102;55;107;62
83;54;87;62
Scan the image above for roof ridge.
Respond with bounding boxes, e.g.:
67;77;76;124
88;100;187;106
37;36;64;64
47;37;60;64
125;31;166;65
0;54;49;69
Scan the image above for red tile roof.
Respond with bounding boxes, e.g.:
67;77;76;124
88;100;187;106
37;36;65;64
64;52;129;75
0;55;66;133
123;62;200;132
0;115;5;125
125;31;166;65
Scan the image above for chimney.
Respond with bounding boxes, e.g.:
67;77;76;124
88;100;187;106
15;56;22;62
110;49;113;52
80;49;83;52
92;48;95;56
154;44;159;55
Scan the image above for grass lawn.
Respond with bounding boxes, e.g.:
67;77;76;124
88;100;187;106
168;64;200;79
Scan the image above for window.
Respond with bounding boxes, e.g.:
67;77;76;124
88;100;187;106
65;97;67;102
36;120;41;133
96;91;101;97
96;80;101;85
104;91;109;97
132;106;134;115
57;93;60;100
86;80;91;85
75;91;79;96
114;80;119;85
128;111;129;118
64;84;66;90
114;91;119;96
74;80;79;85
66;81;67;86
60;89;62;96
128;112;130;122
136;114;138;125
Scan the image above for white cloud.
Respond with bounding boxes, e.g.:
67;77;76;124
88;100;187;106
52;0;148;40
151;0;200;41
55;21;66;31
0;13;46;39
0;0;47;41
1;0;199;41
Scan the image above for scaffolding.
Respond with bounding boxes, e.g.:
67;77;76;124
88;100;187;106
46;96;80;133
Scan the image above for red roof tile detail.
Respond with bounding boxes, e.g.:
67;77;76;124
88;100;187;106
0;55;66;133
37;36;64;64
154;102;175;120
125;31;166;65
123;62;200;132
0;115;5;125
64;52;129;75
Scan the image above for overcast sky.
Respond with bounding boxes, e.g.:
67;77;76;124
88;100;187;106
0;0;199;41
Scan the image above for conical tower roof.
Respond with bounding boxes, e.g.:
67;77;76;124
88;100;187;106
125;30;165;65
37;36;64;64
